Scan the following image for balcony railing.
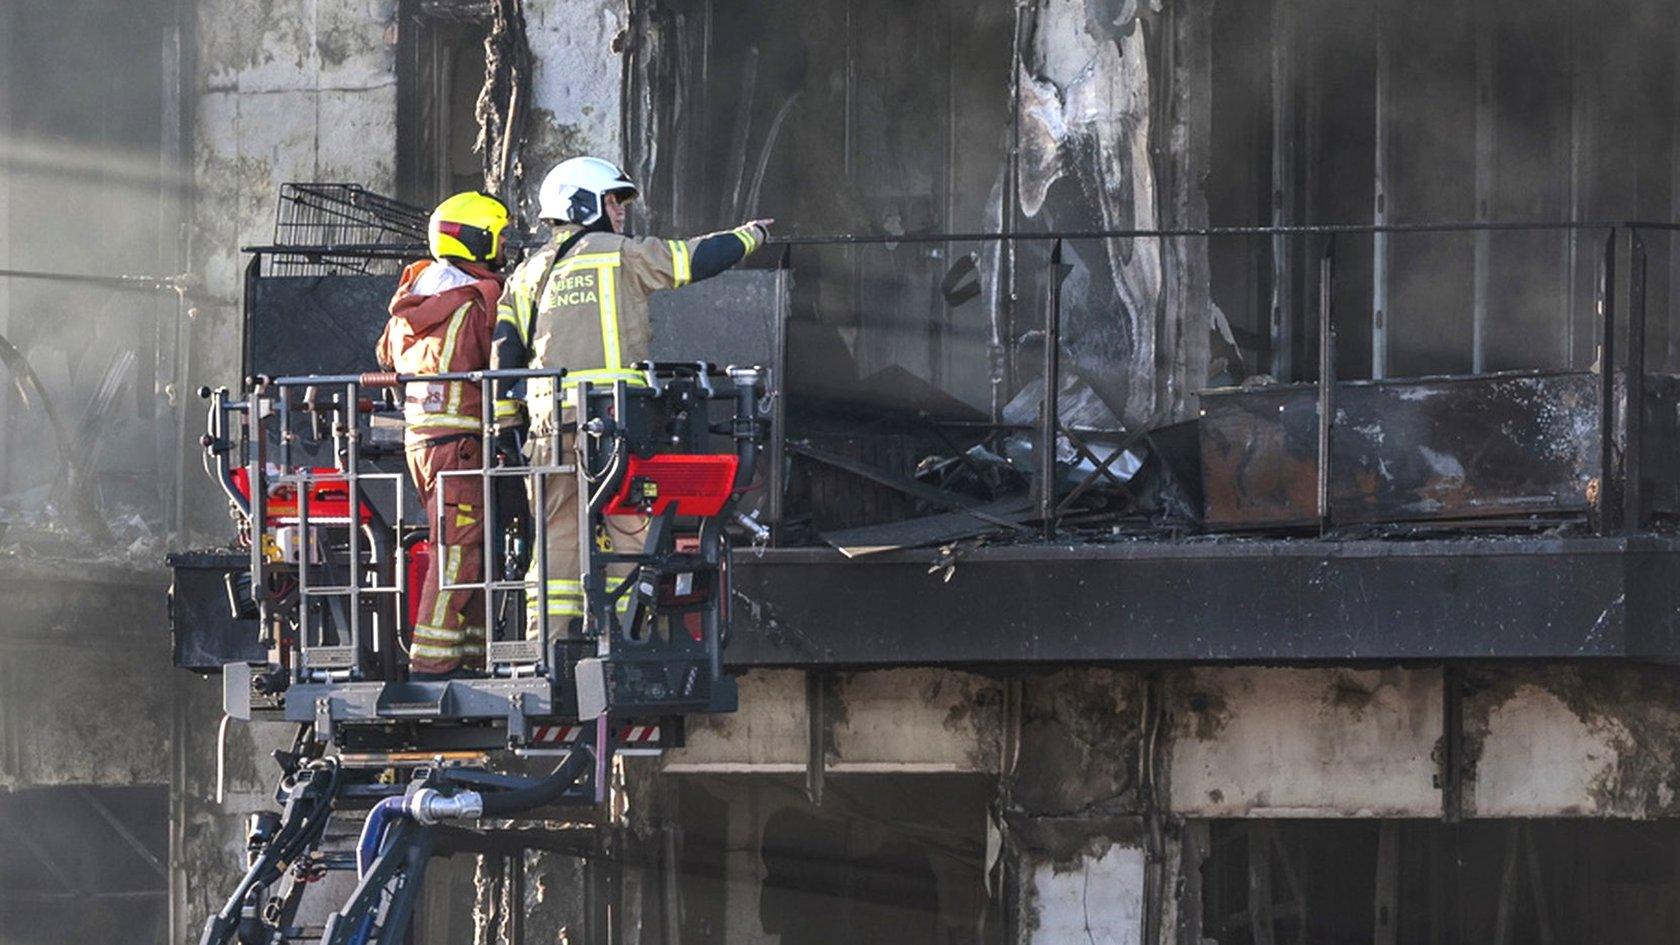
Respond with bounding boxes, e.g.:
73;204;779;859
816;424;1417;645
767;221;1680;539
242;218;1680;542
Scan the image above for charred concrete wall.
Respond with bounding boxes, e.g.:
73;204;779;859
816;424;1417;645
163;0;1680;942
1;0;188;545
186;0;400;539
174;2;628;939
1461;665;1680;818
0;558;172;790
628;0;1215;425
660;664;1680;945
0;558;175;945
1016;0;1212;424
177;0;403;937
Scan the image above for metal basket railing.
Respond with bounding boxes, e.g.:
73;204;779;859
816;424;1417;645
269;184;429;276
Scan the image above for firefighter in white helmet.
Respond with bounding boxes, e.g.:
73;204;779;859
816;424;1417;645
491;155;770;633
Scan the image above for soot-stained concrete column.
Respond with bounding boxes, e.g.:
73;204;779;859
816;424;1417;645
1001;669;1154;945
512;0;627;216
186;0;398;538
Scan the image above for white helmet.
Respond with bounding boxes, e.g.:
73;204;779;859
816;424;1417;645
537;156;639;226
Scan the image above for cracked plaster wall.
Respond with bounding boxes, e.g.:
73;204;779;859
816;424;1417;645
516;0;625;215
191;0;399;343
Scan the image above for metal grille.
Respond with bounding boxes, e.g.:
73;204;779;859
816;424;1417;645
268;183;429;276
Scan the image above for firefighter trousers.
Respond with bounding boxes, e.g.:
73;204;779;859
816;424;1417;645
407;435;487;675
525;427;646;640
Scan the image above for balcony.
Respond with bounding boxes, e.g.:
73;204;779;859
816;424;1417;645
191;220;1680;673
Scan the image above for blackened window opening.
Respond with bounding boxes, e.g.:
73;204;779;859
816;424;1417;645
1207;0;1680;382
396;0;491;206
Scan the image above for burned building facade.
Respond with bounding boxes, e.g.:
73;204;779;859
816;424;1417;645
7;0;1680;943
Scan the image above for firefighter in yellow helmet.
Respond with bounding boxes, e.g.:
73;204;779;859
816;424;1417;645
491;156;770;635
376;191;509;678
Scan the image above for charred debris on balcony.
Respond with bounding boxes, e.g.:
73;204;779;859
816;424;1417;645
774;352;1680;559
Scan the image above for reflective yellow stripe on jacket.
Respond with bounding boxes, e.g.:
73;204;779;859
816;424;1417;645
548;250;645;392
669;240;692;288
404;302;483;441
731;224;760;255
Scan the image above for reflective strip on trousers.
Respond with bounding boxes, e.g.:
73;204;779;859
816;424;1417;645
413;623;466;644
427;546;463;630
462;627;486;655
536;597;633;616
412;642;461;660
528;578;583;616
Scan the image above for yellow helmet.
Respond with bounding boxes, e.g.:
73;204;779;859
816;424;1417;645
428;191;510;265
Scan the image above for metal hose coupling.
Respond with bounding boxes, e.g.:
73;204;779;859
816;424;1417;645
404;788;484;824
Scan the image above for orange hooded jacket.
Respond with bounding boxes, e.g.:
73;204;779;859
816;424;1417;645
376;259;504;445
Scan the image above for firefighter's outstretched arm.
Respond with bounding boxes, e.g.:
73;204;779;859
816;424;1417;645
621;220;771;295
688;220;772;282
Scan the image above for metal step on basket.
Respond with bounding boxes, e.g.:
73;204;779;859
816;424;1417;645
268;183;429;276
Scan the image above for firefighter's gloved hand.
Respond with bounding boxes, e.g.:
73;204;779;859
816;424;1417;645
495;427;526;467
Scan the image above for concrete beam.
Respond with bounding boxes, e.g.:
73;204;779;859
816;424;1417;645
1168;667;1443;818
665;668;1003;775
665;669;809;773
1465;665;1680;818
729;538;1680;665
827;669;1003;774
